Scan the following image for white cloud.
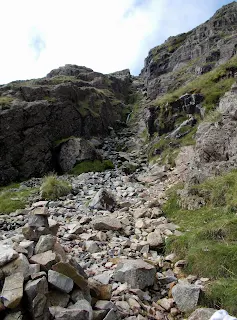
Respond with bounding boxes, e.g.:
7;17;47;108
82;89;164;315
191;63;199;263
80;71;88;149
0;0;232;83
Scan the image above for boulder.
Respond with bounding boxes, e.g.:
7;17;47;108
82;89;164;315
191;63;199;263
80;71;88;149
52;262;88;290
92;217;122;231
0;254;30;280
0;245;19;267
30;250;58;270
172;283;201;312
34;235;57;254
49;299;92;320
89;189;116;211
147;231;164;248
58;137;99;173
1;272;24;308
48;290;70;308
48;270;74;293
113;259;156;289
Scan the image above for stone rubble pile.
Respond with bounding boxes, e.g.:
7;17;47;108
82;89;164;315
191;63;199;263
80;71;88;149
0;127;221;320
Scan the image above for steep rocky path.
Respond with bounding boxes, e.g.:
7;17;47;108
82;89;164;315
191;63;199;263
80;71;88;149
0;111;211;320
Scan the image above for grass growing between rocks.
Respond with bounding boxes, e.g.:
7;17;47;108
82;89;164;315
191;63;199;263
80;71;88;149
0;184;37;214
155;55;237;111
40;174;72;200
71;160;114;175
163;171;237;314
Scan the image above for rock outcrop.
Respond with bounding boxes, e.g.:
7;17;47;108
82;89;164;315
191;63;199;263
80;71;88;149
0;65;132;185
141;1;237;100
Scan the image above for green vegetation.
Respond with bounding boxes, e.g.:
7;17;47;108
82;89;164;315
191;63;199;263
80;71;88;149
54;136;76;147
44;96;57;103
164;171;237;313
0;96;14;109
0;184;37;214
71;160;114;175
40;174;72;200
149;126;197;165
48;75;79;85
155;55;237;111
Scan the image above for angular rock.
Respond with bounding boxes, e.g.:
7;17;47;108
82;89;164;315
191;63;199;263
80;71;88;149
147;231;164;248
25;276;48;301
68;223;83;235
22;225;50;241
88;278;112;300
28;214;49;228
103;310;118;320
114;259;156;289
48;270;74;293
172;283;201;312
92;217;122;231
31;293;49;320
52;261;88;290
1;272;24;308
31;206;49;216
89;189;116;211
19;240;34;258
0;253;30;280
30;250;57;270
0;245;19;267
34;234;57;254
94;300;116;311
188;308;217;320
49;299;92;320
48;218;60;235
48;290;70;308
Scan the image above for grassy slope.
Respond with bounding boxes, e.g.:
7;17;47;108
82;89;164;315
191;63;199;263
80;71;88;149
163;171;237;314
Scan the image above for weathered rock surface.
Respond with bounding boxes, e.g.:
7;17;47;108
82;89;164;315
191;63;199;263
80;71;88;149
1;272;24;308
172;283;201;312
114;259;156;289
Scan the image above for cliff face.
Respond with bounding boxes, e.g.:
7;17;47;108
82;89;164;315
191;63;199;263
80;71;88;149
0;65;132;184
141;1;237;100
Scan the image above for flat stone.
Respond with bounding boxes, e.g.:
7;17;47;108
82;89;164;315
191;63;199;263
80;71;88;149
92;217;122;231
34;234;57;254
188;308;217;320
32;201;49;208
30;250;57;270
114;259;156;289
0;245;19;267
49;299;92;320
172;283;201;312
94;300;116;311
103;310;118;320
48;290;70;307
31;293;49;320
0;253;30;280
52;262;88;290
31;206;49;216
48;270;74;293
116;300;130;312
1;272;24;308
48;218;60;235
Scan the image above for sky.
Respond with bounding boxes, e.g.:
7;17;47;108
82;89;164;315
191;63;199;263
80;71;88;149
0;0;234;84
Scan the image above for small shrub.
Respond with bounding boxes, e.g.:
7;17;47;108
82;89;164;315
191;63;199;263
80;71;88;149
71;160;114;175
0;96;14;109
40;175;72;200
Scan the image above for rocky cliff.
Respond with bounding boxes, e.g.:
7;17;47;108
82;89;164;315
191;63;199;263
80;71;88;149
0;65;133;185
141;1;237;100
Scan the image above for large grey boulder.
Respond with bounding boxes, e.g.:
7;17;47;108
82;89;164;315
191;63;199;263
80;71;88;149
49;299;92;320
147;231;164;248
172;283;201;312
0;254;30;280
57;137;99;173
113;259;156;289
92;216;122;231
48;270;74;293
89;189;116;211
34;235;57;254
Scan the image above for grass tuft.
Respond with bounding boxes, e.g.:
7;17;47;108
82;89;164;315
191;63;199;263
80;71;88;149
71;160;114;175
163;171;237;313
40;174;72;200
